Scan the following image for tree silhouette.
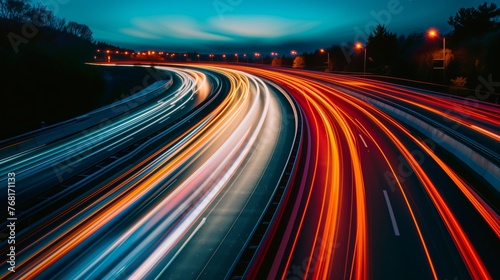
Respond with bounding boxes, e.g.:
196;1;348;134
448;2;500;41
65;21;93;41
0;0;30;21
366;25;398;74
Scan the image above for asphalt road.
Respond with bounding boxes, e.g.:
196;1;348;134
224;65;499;280
0;65;299;279
1;63;498;280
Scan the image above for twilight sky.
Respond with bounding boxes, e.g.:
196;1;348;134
53;0;495;53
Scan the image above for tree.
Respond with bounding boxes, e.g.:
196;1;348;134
28;2;57;29
366;25;398;74
65;21;93;41
271;57;282;66
293;56;305;69
1;0;31;21
448;2;500;41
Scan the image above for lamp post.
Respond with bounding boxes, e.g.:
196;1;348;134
355;42;366;76
254;52;261;63
428;29;446;62
428;28;446;83
320;48;330;71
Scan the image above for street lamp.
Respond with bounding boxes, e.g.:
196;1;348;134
291;50;297;56
320;48;330;70
355;42;367;76
427;28;446;69
254;52;261;63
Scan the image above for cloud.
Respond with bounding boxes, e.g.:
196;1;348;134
120;28;160;39
121;15;232;41
119;14;324;44
208;15;321;39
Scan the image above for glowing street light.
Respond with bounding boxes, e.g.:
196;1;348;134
427;28;446;69
320;48;330;69
355;42;367;76
291;50;297;56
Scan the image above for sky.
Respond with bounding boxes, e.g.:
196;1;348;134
51;0;497;53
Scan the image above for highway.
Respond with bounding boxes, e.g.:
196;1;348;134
1;63;499;279
0;65;299;279
224;66;499;280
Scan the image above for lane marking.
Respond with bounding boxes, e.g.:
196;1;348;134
359;134;368;148
155;217;207;280
383;190;400;236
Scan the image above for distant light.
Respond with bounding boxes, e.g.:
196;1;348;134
355;42;363;49
320;48;325;53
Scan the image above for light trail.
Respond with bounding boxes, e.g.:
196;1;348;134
0;65;299;279
1;63;497;280
222;65;498;280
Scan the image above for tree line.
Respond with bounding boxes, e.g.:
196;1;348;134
293;2;500;96
1;0;92;40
